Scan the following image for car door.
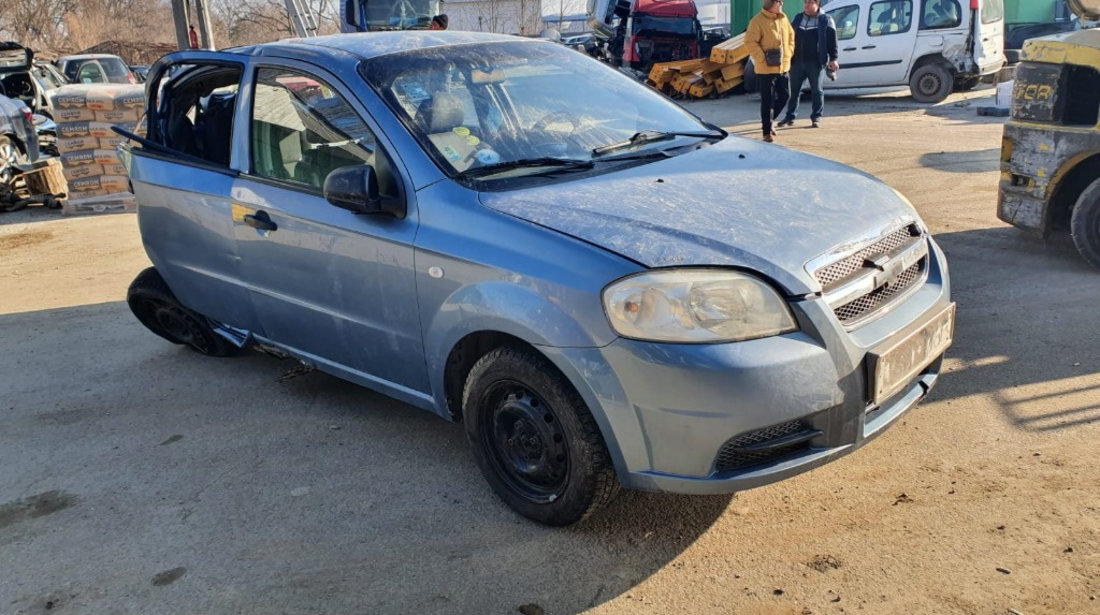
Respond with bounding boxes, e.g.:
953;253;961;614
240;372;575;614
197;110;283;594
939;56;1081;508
232;61;429;397
973;0;1005;72
830;0;918;87
916;0;968;63
125;53;259;334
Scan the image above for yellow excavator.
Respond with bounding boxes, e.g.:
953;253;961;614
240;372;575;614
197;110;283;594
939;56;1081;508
998;0;1100;267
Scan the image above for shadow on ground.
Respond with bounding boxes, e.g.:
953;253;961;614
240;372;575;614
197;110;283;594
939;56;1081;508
929;226;1100;431
0;301;730;614
919;148;1001;173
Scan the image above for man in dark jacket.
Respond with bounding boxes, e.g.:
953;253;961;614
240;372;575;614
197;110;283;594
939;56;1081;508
777;0;839;128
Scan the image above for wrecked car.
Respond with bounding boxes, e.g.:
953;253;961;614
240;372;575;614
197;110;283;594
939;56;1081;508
0;42;67;118
122;32;954;526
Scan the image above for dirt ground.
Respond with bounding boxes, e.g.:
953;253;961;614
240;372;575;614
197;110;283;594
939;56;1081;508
1;85;1098;615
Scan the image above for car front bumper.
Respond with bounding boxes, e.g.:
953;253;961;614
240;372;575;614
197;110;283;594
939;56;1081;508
542;238;952;495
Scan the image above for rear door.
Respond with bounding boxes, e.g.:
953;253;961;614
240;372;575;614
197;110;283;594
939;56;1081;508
974;0;1006;73
916;0;968;64
232;60;429;397
829;0;919;87
125;52;258;333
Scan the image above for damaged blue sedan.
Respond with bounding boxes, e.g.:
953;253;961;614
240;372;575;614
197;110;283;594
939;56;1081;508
122;32;953;526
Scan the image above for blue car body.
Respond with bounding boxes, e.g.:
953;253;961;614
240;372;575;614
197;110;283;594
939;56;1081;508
124;32;952;508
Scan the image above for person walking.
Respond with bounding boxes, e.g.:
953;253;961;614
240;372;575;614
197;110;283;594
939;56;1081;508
745;0;795;143
778;0;839;129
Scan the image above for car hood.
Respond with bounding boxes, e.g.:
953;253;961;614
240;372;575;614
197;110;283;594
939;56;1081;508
478;137;920;295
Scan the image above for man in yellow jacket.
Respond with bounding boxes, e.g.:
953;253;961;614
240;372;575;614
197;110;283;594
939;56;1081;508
745;0;795;142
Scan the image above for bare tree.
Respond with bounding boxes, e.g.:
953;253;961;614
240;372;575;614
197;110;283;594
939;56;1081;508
210;0;337;47
0;0;77;56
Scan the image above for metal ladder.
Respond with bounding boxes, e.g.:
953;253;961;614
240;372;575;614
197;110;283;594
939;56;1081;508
284;0;319;37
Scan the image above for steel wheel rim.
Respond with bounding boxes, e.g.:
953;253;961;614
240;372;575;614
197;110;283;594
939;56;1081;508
919;72;943;97
141;297;211;353
480;380;570;503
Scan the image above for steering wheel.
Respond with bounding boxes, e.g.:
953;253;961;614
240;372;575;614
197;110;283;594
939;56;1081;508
531;111;580;135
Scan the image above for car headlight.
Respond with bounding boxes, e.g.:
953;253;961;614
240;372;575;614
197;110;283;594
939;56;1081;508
602;269;798;343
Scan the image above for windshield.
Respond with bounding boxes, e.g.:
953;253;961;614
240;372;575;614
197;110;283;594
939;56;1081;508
360;41;713;178
343;0;440;30
100;57;131;79
34;63;66;88
633;15;698;37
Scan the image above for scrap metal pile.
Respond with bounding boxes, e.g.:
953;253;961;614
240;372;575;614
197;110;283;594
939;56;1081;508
646;33;749;99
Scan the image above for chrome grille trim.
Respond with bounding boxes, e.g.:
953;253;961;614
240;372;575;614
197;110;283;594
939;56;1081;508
811;223;929;326
814;225;920;289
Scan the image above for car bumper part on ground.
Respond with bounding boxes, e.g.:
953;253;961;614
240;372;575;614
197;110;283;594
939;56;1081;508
547;238;952;495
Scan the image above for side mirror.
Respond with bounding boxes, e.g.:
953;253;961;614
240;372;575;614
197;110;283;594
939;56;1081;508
323;164;405;218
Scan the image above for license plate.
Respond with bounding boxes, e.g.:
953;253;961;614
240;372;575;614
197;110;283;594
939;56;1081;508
868;303;955;405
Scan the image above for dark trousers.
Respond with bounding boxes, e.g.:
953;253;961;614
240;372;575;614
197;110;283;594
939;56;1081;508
785;61;825;121
759;73;790;137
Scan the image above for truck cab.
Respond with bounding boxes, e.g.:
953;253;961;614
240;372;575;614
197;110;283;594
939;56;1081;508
340;0;441;31
588;0;702;72
998;0;1100;267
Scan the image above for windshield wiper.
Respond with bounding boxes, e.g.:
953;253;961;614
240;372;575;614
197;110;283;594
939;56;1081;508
455;157;594;180
592;129;726;157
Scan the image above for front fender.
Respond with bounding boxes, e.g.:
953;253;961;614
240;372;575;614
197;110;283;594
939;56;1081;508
422;280;612;409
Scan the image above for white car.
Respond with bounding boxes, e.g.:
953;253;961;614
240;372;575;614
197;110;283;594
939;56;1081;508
748;0;1006;103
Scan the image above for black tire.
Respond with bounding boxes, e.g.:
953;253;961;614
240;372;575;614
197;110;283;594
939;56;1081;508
909;63;953;103
127;267;238;357
743;59;758;94
462;346;618;526
1070;178;1100;269
953;76;980;92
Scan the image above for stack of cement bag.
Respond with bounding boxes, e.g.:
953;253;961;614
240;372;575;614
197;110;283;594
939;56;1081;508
50;84;144;215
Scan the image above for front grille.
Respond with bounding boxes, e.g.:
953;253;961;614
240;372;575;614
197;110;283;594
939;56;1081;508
814;225;917;288
813;224;928;325
714;419;816;473
833;261;923;322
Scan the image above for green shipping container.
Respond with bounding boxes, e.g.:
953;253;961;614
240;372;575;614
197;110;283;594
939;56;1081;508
1004;0;1058;24
729;0;799;35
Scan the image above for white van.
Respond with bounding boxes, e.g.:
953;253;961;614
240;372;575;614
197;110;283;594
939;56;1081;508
747;0;1006;103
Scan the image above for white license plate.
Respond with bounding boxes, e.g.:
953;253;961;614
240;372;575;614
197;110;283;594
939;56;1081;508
868;303;956;405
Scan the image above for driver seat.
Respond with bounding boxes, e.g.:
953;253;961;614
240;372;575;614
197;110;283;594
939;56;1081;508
417;92;478;172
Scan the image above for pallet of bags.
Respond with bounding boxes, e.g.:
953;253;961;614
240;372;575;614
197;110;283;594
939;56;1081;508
62;192;137;216
49;84;145;215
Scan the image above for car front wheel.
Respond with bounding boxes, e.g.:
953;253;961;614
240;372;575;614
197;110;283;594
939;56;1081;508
462;346;618;526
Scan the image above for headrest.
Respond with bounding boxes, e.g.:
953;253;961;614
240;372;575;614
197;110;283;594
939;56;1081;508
420;92;465;133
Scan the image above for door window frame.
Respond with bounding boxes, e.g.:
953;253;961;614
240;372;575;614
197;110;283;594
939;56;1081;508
242;59;409;206
143;56;245;174
919;0;962;30
828;5;862;40
868;0;914;36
